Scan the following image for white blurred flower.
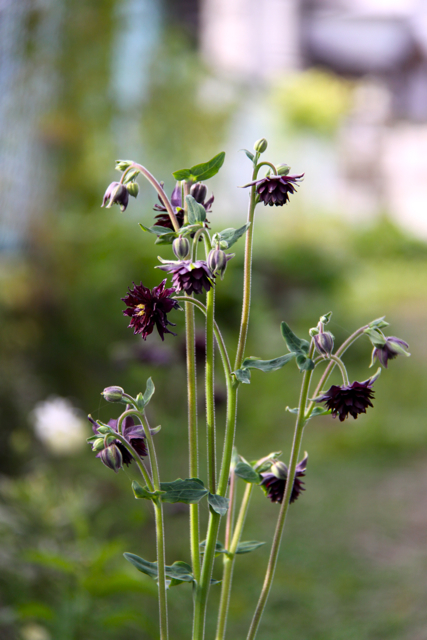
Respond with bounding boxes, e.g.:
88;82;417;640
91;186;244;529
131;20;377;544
31;396;87;455
21;623;51;640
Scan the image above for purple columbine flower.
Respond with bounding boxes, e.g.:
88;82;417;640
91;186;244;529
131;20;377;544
372;336;410;368
153;181;214;230
157;260;214;295
243;173;304;207
315;379;375;422
122;280;180;340
260;453;308;504
89;415;148;471
102;182;129;212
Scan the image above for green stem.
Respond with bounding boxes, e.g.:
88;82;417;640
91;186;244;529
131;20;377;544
224;470;236;551
129;162;180;232
246;343;315;640
328;354;349;385
141;411;168;640
254;161;278;175
216;483;254;640
185;297;201;583
234;168;259;371
205;286;216;493
113;431;154;492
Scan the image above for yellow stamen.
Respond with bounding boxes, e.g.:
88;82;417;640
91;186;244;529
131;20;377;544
136;304;146;316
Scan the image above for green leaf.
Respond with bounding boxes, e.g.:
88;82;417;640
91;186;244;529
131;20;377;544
199;540;227;557
123;554;195;586
243;149;255;162
234;461;261;484
186;195;206;224
139;223;176;237
281;321;310;355
216;223;251;249
235;540;265;555
132;481;165;501
234;368;251;384
172;151;226;182
142;377;155;407
286;406;331;419
208;493;229;516
159;478;208;504
241;353;296;372
295;354;315;371
123;554;159;579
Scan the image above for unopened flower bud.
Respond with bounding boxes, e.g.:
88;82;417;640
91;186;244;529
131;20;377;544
92;437;105;452
101;386;125;402
100;443;123;473
190;182;207;204
173;236;191;260
309;327;319;337
271;461;288;480
208;249;233;280
276;164;290;176
254;138;268;153
126;181;139;198
102;182;129;212
314;331;334;357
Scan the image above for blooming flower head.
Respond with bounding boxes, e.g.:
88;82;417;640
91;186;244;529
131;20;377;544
153;181;214;230
260;453;308;504
372;336;410;368
315;379;375;422
89;415;148;472
157;260;214;295
122;280;180;340
243;173;304;207
102;181;129;212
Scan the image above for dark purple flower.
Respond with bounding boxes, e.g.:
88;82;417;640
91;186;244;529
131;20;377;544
157;260;214;295
88;415;147;471
153;181;214;230
244;173;304;207
372;336;410;368
315;379;375;422
122;280;180;340
102;181;129;212
260;453;308;504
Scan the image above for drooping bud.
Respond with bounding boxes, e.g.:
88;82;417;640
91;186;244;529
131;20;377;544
276;164;290;176
208;249;233;280
92;438;105;452
102;182;129;212
314;331;334;357
254;138;268;153
173;236;191;260
100;443;123;473
126;181;139;198
190;182;208;204
271;461;288;480
101;386;125;403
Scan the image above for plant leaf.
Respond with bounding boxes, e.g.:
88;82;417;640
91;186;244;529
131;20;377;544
295;354;315;371
243;149;254;162
234;368;251;384
142;377;155;407
208;493;229;516
172;151;226;182
217;223;250;249
281;321;310;355
235;540;265;555
139;223;176;237
241;353;296;372
186;195;206;224
123;553;158;580
123;554;195;587
159;478;208;504
132;481;165;501
234;461;261;484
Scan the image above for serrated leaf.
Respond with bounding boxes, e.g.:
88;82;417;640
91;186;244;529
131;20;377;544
217;223;251;249
234;461;260;484
186;195;206;224
243;149;255;162
199;540;227;557
295;354;315;371
159;478;208;504
142;377;155;407
234;368;251;384
235;540;265;555
281;321;310;355
241;353;296;372
132;481;165;501
208;493;229;516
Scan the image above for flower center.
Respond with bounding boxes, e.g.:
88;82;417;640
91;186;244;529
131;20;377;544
135;304;146;316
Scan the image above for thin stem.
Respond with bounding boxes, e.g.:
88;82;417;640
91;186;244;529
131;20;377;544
246;343;315;640
328;354;349;385
116;408;140;434
216;483;253;640
113;432;154;492
224;471;236;551
255;161;278;175
129;162;180;232
234;166;259;371
205;286;216;493
185;296;201;583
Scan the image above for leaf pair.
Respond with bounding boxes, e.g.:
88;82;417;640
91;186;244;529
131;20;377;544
133;478;229;516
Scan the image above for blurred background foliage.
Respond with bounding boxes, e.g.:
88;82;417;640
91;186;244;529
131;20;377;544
1;1;427;640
